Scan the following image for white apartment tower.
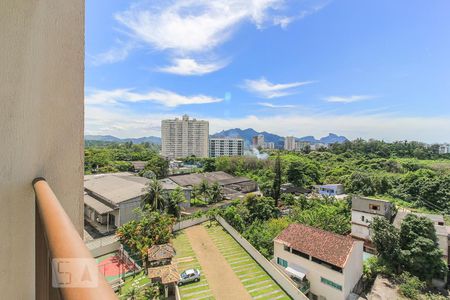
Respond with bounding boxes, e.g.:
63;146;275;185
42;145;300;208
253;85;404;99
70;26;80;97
284;136;296;151
161;115;209;159
209;138;244;157
252;134;265;148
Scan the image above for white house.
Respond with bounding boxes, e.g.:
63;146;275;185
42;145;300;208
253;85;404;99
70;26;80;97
274;224;363;300
351;196;395;252
314;184;345;197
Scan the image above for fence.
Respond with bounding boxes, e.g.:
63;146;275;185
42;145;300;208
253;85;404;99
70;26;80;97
216;216;309;300
173;215;210;232
85;234;120;257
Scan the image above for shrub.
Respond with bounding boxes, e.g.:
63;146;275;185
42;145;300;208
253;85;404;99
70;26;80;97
398;272;425;299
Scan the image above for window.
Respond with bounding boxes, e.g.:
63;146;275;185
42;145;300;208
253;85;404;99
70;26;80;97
321;277;342;291
284;245;291;252
312;257;343;273
369;204;380;211
292;249;310;259
277;257;288;268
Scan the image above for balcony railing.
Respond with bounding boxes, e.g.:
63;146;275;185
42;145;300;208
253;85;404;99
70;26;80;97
33;178;117;300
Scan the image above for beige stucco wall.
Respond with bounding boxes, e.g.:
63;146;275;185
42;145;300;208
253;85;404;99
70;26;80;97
274;241;348;300
0;0;84;298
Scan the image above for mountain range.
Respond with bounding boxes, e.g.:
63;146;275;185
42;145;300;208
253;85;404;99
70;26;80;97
84;135;162;145
211;128;348;147
85;129;348;147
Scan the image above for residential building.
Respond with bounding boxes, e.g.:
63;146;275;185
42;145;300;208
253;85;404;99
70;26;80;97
295;141;310;152
284;136;296;151
274;224;363;300
161;115;209;159
264;142;275;149
168;171;258;200
209;138;244;157
1;2;115;298
313;184;345;197
351;196;395;252
394;211;448;265
252;134;265;148
83;173;150;230
439;144;450;154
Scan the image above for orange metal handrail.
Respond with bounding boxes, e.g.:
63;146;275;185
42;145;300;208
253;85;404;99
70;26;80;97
33;178;117;300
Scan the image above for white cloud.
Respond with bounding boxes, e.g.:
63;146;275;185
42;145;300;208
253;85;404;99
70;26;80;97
324;95;376;103
85;88;222;107
94;0;328;68
242;77;314;98
85;106;450;143
258;102;295;108
92;41;136;65
157;58;229;75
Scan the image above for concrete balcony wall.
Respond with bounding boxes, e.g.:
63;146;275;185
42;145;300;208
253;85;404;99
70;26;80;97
0;0;84;298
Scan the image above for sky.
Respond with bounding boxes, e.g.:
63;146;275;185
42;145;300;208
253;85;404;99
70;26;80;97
85;0;450;143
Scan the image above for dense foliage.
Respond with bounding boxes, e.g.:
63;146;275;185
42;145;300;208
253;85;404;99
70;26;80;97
116;207;175;262
371;215;447;282
213;140;450;213
221;195;351;258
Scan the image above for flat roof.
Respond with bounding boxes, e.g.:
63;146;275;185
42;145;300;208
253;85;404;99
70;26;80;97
84;193;115;214
168;171;234;186
275;223;355;268
394;211;446;236
84;173;149;204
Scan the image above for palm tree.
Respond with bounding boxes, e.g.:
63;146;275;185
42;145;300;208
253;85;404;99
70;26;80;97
198;180;210;203
209;182;222;204
143;178;165;211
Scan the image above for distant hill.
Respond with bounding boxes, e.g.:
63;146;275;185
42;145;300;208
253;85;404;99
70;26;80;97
211;128;348;148
85;135;161;145
85;130;347;148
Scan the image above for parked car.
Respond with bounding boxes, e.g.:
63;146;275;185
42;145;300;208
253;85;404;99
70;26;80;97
178;269;201;286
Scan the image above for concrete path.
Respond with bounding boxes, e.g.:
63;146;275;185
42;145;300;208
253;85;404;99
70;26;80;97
185;225;252;300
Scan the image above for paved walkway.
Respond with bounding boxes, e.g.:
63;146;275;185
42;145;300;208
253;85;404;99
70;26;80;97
185;225;252;300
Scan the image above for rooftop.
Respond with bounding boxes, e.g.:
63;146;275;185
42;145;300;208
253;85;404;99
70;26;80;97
169;171;235;186
84;172;149;204
274;223;355;268
147;263;179;284
83;193;115;214
148;244;176;261
394;211;446;236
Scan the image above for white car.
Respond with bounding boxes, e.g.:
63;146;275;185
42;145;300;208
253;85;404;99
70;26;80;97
178;269;201;286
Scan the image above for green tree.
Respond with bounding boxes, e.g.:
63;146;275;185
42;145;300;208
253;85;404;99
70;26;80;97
371;217;401;268
272;154;282;206
116;208;174;264
166;187;185;219
208;182;223;204
244;194;276;223
143;179;166;211
399;214;447;281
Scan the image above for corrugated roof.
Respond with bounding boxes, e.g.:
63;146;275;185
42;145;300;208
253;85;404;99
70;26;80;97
84;173;149;204
84;194;115;214
169;171;234;187
275;223;355;268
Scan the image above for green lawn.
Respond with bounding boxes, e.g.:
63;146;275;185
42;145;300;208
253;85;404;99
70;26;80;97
172;231;215;300
204;222;291;300
116;271;150;298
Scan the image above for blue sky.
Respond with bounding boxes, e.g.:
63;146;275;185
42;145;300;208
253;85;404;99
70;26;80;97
85;0;450;142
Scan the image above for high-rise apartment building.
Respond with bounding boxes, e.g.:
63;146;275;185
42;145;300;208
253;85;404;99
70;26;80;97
161;115;209;159
209;138;244;157
439;144;450;155
284;136;296;151
252;134;265;148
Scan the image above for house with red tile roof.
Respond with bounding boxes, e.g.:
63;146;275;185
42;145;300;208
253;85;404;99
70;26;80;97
274;223;363;300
